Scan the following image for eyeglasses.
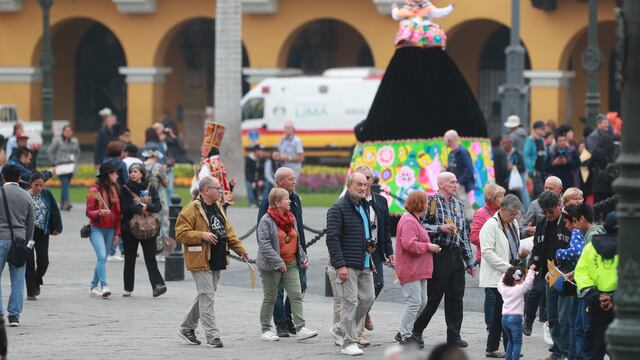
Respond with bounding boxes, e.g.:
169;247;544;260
365;176;371;180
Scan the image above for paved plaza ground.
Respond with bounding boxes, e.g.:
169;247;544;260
2;204;552;359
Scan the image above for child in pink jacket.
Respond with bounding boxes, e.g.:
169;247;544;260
498;265;536;360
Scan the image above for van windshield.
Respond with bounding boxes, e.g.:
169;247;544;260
242;97;264;121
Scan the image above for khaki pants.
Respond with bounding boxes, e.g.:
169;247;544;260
333;267;375;346
181;270;221;341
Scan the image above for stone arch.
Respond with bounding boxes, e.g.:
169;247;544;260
277;18;374;74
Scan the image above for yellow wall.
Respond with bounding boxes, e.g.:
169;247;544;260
0;0;618;145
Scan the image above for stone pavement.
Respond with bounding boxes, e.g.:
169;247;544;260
2;205;552;359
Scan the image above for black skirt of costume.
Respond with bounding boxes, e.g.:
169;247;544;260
355;47;488;142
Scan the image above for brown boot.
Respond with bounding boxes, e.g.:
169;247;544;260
365;312;373;331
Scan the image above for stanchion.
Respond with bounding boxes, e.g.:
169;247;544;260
165;195;184;281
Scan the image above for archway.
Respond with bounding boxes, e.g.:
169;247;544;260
154;18;250;153
279;19;374;74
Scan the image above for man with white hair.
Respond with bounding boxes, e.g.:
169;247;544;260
444;130;475;221
257;167;307;338
273;121;304;179
413;172;475;349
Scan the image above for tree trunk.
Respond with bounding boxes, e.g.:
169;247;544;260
214;0;245;197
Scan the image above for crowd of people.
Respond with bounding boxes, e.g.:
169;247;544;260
0;107;622;360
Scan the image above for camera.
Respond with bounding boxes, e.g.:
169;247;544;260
366;237;377;249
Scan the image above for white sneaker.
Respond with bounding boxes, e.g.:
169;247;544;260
329;324;344;347
296;327;318;341
341;343;363;356
123;290;132;297
101;286;111;298
261;330;280;341
107;255;124;262
89;287;102;297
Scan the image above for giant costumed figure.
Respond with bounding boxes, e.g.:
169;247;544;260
190;121;234;206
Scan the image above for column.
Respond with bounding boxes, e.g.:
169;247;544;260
118;67;171;145
525;70;575;126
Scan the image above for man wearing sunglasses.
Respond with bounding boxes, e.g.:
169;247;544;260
525;191;571;360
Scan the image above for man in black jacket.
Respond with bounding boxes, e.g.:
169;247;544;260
523;191;571;360
354;165;393;337
327;172;376;356
94;109;119;167
257;167;307;337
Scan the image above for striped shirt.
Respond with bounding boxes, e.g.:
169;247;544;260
422;192;474;268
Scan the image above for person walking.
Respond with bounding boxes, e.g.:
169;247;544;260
498;265;537;360
470;184;505;332
0;164;35;327
524;120;548;198
175;176;249;348
444;130;475;221
257;188;317;341
94;109;119;167
326;172;376;356
25;172;62;301
413;172;476;348
102;141;128;187
273;121;304;179
85;162;121;298
257;167;307;338
479;194;527;358
504;115;528;153
120;163;167;297
395;190;440;347
47;125;80;210
143;147;174;261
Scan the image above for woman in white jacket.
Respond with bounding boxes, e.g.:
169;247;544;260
479;194;528;358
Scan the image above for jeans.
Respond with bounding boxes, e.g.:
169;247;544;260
399;279;428;340
502;315;523;360
574;298;589;360
585;303;614;360
273;267;307;327
0;239;25;318
245;181;258;206
567;296;578;360
260;261;304;332
484;288;497;330
89;226;115;288
519;173;531;211
59;174;72;204
487;288;506;352
547;286;572;358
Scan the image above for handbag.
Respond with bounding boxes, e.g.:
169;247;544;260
80;224;91;238
1;186;31;267
123;185;160;240
508;167;524;190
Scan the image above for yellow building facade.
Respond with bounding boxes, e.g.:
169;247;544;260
0;0;619;147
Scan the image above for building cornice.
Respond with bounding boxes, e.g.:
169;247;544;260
243;67;303;84
118;67;171;83
242;0;278;14
0;0;21;12
113;0;156;14
524;70;575;88
0;67;41;83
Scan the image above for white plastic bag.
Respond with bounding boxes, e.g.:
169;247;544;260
508;167;523;190
543;321;553;347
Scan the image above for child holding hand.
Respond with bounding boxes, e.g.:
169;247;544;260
498;265;536;360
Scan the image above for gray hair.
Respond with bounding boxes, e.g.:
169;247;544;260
444;129;459;141
198;176;218;193
501;194;522;213
274;167;293;184
355;165;372;175
545;176;563;189
347;172;366;186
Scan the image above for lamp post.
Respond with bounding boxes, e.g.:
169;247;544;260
37;0;54;166
500;0;529;133
607;3;640;359
582;0;603;127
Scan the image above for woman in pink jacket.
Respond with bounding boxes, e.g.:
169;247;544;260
395;190;440;347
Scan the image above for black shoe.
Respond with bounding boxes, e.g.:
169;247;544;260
8;316;19;327
35;285;40;296
26;295;37;301
413;332;424;347
206;338;223;348
523;321;533;336
395;332;402;342
178;329;201;345
448;339;468;348
153;284;167;297
286;320;297;335
276;325;290;338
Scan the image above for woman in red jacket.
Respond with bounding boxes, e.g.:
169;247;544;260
85;162;121;298
395;190;440;347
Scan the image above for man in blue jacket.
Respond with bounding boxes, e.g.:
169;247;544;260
524;121;548;198
444;130;475;221
8;147;53;189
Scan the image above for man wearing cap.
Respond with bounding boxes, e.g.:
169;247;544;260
504;115;528;153
95;109;119;167
524;120;548;198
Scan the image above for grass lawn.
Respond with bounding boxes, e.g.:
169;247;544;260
47;187;339;207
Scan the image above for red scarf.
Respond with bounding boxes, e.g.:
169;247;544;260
267;207;295;233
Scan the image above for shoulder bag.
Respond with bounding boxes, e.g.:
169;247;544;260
123;185;160;240
2;186;31;267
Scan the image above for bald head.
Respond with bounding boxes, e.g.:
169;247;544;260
444;130;460;150
283;120;295;137
437;172;458;198
274;167;296;193
544;176;563;195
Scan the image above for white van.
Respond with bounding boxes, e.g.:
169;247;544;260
241;68;382;161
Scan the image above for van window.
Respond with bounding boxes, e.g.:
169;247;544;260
242;98;264;121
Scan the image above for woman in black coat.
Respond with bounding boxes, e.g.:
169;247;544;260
120;163;167;297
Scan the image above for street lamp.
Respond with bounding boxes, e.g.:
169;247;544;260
500;0;529;133
607;3;640;360
37;0;54;166
582;0;603;127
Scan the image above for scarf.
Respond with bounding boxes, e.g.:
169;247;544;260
267;207;295;234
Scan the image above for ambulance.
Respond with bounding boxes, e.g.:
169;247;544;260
241;67;382;163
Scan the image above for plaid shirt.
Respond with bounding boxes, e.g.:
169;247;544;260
422;192;474;268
